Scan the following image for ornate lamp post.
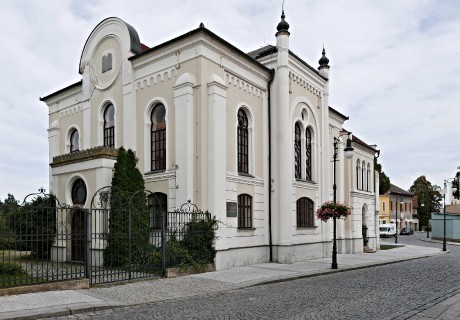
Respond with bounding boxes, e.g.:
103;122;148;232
331;132;354;269
420;203;429;238
441;178;457;251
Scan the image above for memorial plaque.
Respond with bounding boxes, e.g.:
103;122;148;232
226;201;237;217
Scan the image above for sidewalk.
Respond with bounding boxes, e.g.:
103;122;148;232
0;244;446;320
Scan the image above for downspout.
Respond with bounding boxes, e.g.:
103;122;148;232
267;68;275;262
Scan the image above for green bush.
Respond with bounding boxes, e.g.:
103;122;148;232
180;215;218;265
0;262;24;274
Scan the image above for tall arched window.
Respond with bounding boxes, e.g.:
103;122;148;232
297;197;314;227
366;163;371;191
237;109;249;174
103;104;115;148
356;160;361;189
237;194;252;229
151;104;166;171
294;123;302;179
148;192;167;229
70;129;79;153
361;161;365;191
305;128;312;181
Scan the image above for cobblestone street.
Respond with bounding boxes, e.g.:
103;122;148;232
42;236;460;320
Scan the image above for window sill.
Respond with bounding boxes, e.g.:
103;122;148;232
145;169;166;175
238;172;254;178
296;226;318;230
295;178;315;183
237;227;256;231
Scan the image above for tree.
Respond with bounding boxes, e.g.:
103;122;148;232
104;147;150;267
452;171;460;200
409;176;442;231
7;194;57;258
374;159;391;195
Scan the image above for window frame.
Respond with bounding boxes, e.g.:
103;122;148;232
237;194;252;229
294;123;302;179
69;128;80;153
237;109;249;174
148;192;167;230
103;104;115;148
150;104;167;172
305;127;312;181
296;197;315;228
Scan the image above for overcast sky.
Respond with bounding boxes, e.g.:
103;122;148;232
1;0;459;202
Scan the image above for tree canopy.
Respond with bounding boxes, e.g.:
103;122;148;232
374;159;391;195
409;175;442;229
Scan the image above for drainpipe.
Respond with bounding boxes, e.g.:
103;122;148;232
267;68;275;262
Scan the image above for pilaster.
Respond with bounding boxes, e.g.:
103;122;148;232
173;74;196;205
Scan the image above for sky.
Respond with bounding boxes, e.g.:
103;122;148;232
1;0;459;202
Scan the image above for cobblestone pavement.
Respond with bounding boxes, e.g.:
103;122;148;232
44;236;460;320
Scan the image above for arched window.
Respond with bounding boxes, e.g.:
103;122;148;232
305;128;312;181
70;129;79;153
294;123;302;179
297;197;314;227
237;194;252;229
366;163;371;191
356;160;360;189
237;109;249;174
71;178;87;205
151;104;166;171
361;161;365;191
103;104;115;148
148;192;167;229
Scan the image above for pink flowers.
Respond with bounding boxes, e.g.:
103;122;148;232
316;201;352;222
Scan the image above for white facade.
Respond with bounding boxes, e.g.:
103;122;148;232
41;14;380;270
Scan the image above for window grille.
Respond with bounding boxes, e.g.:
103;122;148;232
294;123;301;179
151;104;167;171
305;128;312;180
237;109;249;173
103;104;115;148
237;194;252;229
296;197;314;227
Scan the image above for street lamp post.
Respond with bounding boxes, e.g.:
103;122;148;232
395;199;399;244
421;203;429;238
442;178;458;251
443;182;447;251
331;132;354;269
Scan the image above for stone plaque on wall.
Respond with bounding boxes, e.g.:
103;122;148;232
226;202;237;217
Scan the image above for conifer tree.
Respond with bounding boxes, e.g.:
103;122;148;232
104;147;149;267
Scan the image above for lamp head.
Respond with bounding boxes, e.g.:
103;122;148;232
343;134;354;159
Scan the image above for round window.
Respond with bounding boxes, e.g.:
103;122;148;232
71;178;87;205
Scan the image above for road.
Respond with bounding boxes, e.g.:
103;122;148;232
45;235;460;320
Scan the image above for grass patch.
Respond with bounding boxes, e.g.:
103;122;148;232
380;244;397;250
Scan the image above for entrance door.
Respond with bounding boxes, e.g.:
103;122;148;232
71;209;85;262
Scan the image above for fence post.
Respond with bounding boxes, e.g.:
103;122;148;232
161;211;167;276
85;209;92;284
128;208;132;280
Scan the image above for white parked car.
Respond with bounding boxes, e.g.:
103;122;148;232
379;223;397;237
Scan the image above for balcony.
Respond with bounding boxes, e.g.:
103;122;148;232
51;146;118;168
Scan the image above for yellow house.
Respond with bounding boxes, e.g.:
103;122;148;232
379;194;390;224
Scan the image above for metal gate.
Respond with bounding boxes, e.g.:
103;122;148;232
1;188;216;288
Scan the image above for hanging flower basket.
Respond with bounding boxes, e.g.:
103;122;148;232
316;201;352;222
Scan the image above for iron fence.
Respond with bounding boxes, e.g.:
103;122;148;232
0;189;217;289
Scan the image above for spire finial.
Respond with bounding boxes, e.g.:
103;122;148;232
277;1;289;32
319;45;330;67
